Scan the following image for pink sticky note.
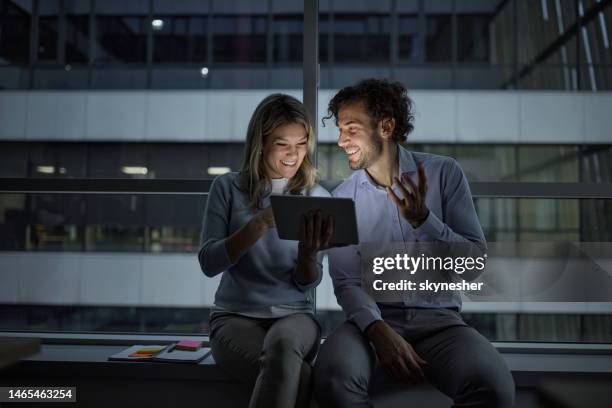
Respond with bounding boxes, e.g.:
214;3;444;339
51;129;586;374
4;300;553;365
175;340;203;351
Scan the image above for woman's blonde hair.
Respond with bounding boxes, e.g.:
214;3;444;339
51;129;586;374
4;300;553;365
239;93;317;209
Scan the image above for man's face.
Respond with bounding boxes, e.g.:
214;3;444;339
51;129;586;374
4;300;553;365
336;101;383;170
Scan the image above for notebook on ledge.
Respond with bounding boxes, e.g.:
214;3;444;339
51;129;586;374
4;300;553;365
109;345;211;363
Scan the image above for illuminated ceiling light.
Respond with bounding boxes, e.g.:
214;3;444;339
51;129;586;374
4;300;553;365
207;166;231;176
200;67;209;78
36;165;55;174
59;167;67;174
121;166;148;175
151;19;164;30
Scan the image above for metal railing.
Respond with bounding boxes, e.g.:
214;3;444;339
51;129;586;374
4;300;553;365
1;178;611;199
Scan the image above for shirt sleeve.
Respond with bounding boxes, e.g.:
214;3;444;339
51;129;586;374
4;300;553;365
413;159;487;280
414;159;485;244
198;176;233;277
328;245;382;332
292;251;324;292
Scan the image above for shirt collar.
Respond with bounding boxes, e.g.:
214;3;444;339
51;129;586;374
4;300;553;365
357;144;417;188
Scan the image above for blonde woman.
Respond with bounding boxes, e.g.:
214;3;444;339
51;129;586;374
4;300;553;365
198;94;333;408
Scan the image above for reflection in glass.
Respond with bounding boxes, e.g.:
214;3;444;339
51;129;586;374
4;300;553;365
398;15;419;62
95;16;148;63
153;16;207;63
457;14;490;63
38;16;58;61
334;14;390;63
211;14;267;63
0;0;31;64
426;14;452;62
273;14;302;63
66;15;89;64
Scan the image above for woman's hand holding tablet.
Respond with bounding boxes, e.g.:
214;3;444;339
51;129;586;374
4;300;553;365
270;195;359;245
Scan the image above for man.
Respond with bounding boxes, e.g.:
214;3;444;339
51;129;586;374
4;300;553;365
313;79;515;407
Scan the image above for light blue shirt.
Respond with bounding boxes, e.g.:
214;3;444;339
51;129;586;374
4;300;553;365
198;172;330;314
329;146;486;332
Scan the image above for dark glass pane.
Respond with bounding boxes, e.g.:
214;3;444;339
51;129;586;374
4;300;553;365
0;0;31;64
65;15;89;64
95;16;148;63
27;194;85;251
581;145;612;182
454;145;516;182
319;13;329;63
273;14;302;63
398;15;419;62
28;142;87;178
86;143;148;178
147;143;206;178
426;14;452;62
153;16;207;63
334;14;390;63
518;145;579;182
211;14;267;63
488;0;515;67
0;142;28;177
38;16;58;61
457;14;490;62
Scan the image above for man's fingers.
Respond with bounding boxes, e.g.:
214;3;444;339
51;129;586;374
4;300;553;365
321;215;334;248
417;165;428;196
386;186;403;208
405;354;425;382
401;174;419;201
392;359;416;384
299;214;306;243
394;176;414;202
313;211;323;248
415;353;428;366
305;211;314;245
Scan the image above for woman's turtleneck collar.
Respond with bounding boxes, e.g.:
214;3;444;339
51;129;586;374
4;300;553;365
270;177;289;194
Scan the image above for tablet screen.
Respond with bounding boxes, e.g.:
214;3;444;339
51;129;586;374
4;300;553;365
270;195;359;245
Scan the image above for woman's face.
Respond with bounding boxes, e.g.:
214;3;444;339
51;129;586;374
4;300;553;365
262;122;309;179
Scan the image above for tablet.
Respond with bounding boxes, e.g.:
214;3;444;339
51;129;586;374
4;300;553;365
270;195;359;245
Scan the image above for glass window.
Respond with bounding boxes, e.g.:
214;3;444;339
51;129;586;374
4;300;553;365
211;14;267;63
319;11;329;63
27;194;85;251
517;145;579;182
86;143;148;178
333;14;391;63
0;142;29;177
37;0;59;62
457;14;490;62
95;16;148;64
425;14;452;62
454;145;517;182
0;0;31;64
273;14;302;63
84;194;145;252
153;16;207;63
398;14;420;62
28;142;87;178
65;0;90;64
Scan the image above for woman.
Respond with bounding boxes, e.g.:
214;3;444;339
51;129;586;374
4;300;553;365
198;94;333;408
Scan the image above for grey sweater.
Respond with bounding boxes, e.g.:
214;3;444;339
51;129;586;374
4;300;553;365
198;172;330;313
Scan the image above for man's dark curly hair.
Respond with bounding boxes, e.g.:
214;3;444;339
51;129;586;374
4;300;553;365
323;78;415;143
